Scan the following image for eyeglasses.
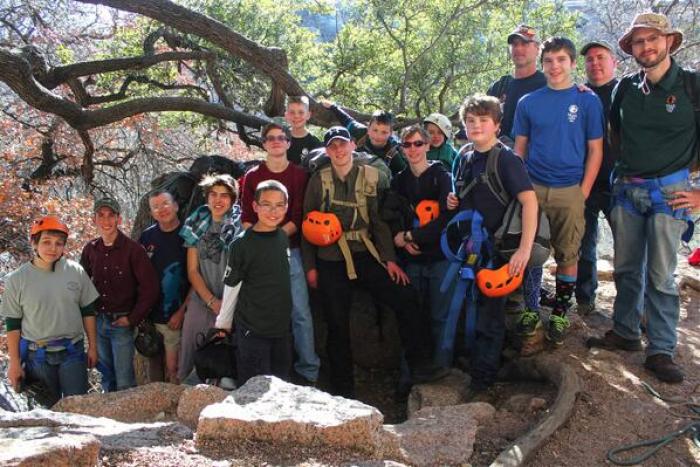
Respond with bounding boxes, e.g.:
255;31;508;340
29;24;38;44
401;141;427;149
264;135;289;143
258;203;287;212
631;34;662;47
150;201;173;211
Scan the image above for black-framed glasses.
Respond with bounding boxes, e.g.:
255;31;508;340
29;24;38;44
401;141;427;149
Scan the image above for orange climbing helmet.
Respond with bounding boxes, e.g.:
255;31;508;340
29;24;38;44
30;215;69;238
476;264;522;298
302;211;343;246
415;200;440;227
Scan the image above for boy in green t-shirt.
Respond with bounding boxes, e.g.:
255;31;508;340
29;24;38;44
215;180;293;385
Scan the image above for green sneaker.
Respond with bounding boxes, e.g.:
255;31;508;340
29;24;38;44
515;309;541;336
546;315;570;345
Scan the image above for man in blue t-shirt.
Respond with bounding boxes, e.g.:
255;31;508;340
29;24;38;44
513;37;604;345
139;190;190;383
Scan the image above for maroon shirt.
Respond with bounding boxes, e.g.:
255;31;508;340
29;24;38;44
80;230;160;326
240;161;308;248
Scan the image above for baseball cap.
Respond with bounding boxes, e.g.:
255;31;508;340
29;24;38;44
507;24;539;44
94;197;121;214
323;126;352;147
580;40;615;56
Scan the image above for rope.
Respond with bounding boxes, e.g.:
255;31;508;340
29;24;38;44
606;381;700;465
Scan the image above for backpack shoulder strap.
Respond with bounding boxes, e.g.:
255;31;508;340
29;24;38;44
319;166;334;212
355;164;379;224
681;68;700;111
484;144;510;207
609;73;635;153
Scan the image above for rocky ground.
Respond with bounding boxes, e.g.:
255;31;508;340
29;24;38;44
1;221;700;466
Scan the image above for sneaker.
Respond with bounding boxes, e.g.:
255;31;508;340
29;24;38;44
546;315;570;345
644;354;684;384
577;302;596;316
218;377;236;390
515;309;542;336
586;330;643;351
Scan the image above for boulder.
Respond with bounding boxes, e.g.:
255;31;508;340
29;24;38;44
0;408;192;464
52;382;185;423
380;403;495;466
177;384;229;429
0;428;100;467
407;369;470;418
197;375;383;455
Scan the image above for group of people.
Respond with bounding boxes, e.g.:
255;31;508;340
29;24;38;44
2;11;698;407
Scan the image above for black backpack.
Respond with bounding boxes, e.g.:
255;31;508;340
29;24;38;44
455;143;551;266
194;328;237;381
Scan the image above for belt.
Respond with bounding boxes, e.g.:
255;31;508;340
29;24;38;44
621;169;689;187
26;336;83;352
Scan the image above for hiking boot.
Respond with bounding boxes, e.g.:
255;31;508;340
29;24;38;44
515;309;542;336
576;302;596;316
412;365;451;384
546;315;570;345
586;330;643;351
644;354;684;384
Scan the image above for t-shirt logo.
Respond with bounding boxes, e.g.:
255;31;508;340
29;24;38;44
567;105;579;123
145;244;155;259
67;281;80;292
666;95;676;113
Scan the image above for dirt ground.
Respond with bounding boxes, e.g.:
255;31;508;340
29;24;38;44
2;252;700;466
524;255;700;467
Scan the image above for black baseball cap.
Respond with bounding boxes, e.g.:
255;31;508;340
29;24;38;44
323;126;352;147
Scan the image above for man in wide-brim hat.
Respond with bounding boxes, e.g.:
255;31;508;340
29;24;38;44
587;11;697;385
618;11;683;59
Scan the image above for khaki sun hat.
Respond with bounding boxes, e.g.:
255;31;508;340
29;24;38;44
618;11;683;55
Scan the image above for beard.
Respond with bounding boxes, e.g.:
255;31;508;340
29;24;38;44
634;45;669;69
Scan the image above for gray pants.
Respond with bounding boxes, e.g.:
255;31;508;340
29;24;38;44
178;298;216;381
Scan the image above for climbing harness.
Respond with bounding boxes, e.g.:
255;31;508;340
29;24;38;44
439;209;490;352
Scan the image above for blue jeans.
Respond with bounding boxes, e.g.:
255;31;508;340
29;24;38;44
26;341;87;405
404;259;456;368
576;190;612;305
610;179;689;357
289;248;320;382
96;313;136;392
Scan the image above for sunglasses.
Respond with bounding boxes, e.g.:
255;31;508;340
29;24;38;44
264;135;289;143
401;141;428;149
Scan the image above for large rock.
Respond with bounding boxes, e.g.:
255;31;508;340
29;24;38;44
0;428;100;467
197;375;384;455
52;382;185;423
380;403;496;465
0;408;192;465
177;384;229;429
407;369;470;418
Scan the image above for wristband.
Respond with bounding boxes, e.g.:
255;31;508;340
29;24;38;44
206;296;215;308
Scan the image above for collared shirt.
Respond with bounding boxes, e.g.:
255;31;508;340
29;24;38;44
612;59;697;177
80;230;160;326
301;161;396;271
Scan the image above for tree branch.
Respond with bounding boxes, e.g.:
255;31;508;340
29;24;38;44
40;51;212;89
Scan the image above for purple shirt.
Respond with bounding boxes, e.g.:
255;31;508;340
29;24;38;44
80;230;160;326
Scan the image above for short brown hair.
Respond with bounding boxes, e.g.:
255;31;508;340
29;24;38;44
400;124;429;142
541;36;576;63
459;94;503;124
261;122;291;140
199;173;238;202
286;95;310;111
254;179;289;203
